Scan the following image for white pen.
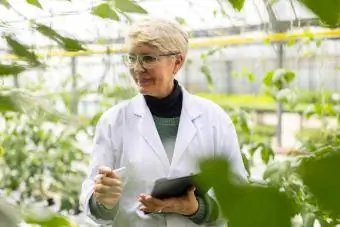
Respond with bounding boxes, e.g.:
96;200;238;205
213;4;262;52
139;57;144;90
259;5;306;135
113;166;126;174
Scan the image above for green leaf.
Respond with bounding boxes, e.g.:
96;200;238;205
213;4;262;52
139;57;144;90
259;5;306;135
0;64;26;76
298;0;340;27
276;88;294;102
261;145;274;164
5;36;41;66
315;39;322;48
241;153;251;176
207;48;220;56
314;103;323;116
92;3;120;21
0;145;3;156
200;65;214;89
298;150;340;215
213;9;218;17
200;53;207;60
263;160;292;183
198;158;297;227
36;24;86;51
0;93;21;112
0;0;9;8
23;206;71;226
283;71;296;84
175;17;186;25
270;69;295;89
272;69;286;83
227;0;245;11
26;0;42;9
263;71;274;86
61;37;86;51
35;23;60;39
303;104;316;118
114;0;147;14
247;73;255;82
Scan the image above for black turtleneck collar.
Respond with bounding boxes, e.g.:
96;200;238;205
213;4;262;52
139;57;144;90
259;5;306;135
144;80;183;118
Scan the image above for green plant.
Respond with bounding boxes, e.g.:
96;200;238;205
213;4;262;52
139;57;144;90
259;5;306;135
228;108;275;175
0;112;88;214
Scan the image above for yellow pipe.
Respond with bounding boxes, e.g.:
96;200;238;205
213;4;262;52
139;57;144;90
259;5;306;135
1;29;339;59
189;29;340;48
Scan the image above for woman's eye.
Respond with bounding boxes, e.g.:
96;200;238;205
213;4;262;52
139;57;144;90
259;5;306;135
143;55;157;63
128;56;137;62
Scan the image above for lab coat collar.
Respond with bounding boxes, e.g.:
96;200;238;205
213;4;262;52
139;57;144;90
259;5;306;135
130;84;202;171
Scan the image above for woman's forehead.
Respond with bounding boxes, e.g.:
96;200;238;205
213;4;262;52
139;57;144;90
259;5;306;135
128;43;159;54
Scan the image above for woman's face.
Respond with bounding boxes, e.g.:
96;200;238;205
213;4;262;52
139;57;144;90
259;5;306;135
127;44;184;98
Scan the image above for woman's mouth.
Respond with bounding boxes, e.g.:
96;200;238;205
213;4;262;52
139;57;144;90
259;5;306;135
138;78;153;86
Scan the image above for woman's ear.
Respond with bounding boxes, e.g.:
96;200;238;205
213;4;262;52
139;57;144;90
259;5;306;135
173;54;184;75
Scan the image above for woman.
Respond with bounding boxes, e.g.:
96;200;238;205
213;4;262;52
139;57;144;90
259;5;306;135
80;18;247;227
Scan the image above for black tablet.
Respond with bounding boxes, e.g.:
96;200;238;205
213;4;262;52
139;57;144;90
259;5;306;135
150;174;208;199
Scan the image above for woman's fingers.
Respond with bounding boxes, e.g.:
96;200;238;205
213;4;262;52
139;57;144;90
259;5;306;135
94;183;122;194
95;176;122;188
93;166;123;208
138;195;166;212
95;191;122;200
98;166;117;178
140;195;164;207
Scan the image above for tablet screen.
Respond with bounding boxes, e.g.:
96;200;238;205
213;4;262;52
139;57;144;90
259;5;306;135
151;174;208;199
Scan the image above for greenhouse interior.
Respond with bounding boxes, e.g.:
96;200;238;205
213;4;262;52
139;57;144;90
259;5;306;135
0;0;339;226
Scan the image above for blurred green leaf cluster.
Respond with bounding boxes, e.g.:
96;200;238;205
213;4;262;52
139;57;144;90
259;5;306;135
197;158;297;227
0;112;88;215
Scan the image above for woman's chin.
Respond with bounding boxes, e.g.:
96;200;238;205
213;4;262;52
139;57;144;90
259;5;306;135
138;86;153;95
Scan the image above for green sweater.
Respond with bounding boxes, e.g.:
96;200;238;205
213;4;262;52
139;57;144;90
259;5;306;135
89;116;218;224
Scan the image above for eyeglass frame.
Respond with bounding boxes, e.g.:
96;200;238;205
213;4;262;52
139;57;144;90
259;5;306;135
122;52;180;69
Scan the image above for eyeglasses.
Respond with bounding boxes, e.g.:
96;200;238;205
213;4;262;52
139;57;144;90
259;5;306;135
122;52;180;69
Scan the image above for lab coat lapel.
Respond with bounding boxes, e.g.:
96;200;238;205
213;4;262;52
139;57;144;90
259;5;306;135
171;88;201;168
131;95;170;170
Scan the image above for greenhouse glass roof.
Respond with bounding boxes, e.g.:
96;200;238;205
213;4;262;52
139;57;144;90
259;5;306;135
0;0;318;49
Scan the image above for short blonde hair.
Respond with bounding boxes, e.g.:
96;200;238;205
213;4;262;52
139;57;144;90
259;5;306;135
126;18;189;58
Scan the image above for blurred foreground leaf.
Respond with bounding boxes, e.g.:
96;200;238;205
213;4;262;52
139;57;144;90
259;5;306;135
26;0;42;9
198;158;297;227
92;3;120;20
0;63;26;76
36;24;86;51
114;0;147;14
227;0;245;11
298;0;340;27
0;91;21;112
0;0;9;8
297;146;340;216
5;35;41;66
22;205;71;227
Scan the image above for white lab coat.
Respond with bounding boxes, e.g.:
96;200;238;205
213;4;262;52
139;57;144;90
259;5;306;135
80;86;247;227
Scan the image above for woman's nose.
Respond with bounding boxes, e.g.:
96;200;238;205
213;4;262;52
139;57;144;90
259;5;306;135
133;60;145;73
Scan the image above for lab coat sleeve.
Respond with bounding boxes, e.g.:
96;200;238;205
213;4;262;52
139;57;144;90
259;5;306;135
79;111;120;225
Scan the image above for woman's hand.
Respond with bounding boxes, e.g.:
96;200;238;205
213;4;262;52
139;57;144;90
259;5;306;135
93;166;123;209
138;187;199;216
